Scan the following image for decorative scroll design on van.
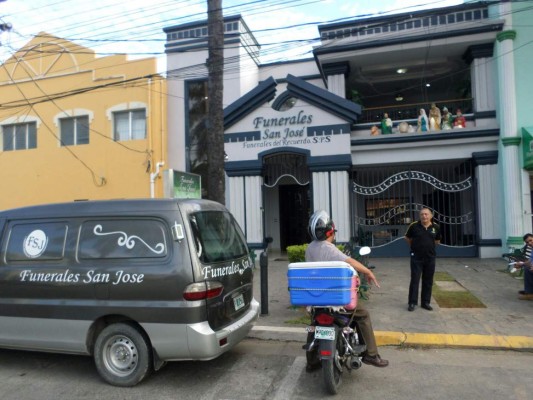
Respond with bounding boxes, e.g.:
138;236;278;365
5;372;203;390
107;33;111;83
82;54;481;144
352;171;472;195
93;225;165;254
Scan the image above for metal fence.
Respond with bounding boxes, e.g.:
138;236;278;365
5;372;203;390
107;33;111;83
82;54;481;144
350;160;476;256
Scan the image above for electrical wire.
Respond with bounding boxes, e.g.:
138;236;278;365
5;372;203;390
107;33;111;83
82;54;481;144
1;1;532;107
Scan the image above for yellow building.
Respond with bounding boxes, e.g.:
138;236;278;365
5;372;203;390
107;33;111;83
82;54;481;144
0;32;167;210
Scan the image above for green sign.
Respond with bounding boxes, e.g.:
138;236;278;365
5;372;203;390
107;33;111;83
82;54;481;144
164;170;201;199
522;128;533;170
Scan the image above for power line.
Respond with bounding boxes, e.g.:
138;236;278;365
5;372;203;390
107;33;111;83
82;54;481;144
2;0;532;108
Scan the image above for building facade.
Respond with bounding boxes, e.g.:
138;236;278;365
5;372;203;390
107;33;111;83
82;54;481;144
164;1;532;257
0;33;167;209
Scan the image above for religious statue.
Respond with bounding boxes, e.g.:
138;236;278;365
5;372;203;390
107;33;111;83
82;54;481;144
417;108;429;132
381;112;393;134
441;107;453;130
429;103;441;131
453;108;466;128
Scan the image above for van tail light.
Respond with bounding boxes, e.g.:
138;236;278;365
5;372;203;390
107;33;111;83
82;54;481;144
315;313;335;325
183;281;224;301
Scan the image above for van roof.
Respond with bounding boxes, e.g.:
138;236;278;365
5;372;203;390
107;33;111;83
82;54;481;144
0;198;225;219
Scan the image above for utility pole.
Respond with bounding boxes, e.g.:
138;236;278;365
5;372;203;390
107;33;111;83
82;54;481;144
0;0;12;47
206;0;225;204
0;22;11;46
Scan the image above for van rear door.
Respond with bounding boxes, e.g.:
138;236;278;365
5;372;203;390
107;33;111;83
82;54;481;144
186;209;254;330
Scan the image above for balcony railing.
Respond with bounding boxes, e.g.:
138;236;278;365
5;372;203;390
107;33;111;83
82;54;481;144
359;98;473;124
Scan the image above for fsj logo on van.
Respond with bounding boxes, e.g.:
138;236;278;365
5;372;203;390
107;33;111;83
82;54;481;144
23;230;48;258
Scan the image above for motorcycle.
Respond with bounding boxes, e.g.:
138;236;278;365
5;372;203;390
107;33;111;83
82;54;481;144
302;246;371;395
502;248;528;274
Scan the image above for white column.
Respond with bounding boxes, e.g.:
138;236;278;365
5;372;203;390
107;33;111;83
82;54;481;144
228;176;245;229
476;163;502;240
312;171;350;242
327;74;346;98
244;175;263;244
312;171;330;213
521;169;532;234
330;171;350;242
501;140;523;244
497;28;523;247
472;57;496;112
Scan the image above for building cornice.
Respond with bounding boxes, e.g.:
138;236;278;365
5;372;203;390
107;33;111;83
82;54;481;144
501;136;521;147
497;30;517;42
352;128;499;146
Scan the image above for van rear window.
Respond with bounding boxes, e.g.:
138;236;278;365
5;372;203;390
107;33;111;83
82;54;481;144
189;211;248;263
78;219;167;259
6;222;67;261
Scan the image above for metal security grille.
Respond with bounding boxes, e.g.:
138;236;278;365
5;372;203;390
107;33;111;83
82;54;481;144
351;161;476;256
263;153;309;187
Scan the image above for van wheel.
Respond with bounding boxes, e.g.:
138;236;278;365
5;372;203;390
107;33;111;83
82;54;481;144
94;322;152;387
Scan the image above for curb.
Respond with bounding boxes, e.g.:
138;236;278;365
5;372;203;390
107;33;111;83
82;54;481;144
375;331;533;351
249;326;533;351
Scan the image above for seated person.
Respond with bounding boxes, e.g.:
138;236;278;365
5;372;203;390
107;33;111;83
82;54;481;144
514;233;533;300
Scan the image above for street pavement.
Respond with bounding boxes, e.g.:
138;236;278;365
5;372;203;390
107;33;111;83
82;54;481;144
249;253;533;351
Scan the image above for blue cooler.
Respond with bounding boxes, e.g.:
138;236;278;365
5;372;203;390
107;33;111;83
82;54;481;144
288;261;354;306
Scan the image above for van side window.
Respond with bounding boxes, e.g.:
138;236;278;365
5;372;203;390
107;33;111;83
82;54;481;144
78;220;167;259
189;211;248;263
6;222;67;261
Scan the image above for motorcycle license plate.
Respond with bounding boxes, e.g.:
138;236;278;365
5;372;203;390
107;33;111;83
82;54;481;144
314;326;335;341
233;294;245;311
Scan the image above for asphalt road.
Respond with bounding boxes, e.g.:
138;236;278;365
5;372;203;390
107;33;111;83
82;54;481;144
0;339;531;400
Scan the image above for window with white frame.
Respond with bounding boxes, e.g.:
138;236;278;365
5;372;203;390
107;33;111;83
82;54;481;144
2;122;37;151
113;109;146;141
60;116;89;146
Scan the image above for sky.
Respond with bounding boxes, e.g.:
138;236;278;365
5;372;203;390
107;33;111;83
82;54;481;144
0;0;464;74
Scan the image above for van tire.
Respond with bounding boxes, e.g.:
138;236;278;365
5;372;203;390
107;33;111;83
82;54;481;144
94;322;153;387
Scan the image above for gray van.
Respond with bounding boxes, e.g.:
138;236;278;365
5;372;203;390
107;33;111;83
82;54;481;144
0;198;259;386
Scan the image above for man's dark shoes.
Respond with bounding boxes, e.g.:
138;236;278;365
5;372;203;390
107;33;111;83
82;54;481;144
362;354;389;368
421;303;433;311
408;303;415;312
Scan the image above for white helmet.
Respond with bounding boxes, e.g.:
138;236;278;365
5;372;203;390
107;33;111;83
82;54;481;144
308;210;336;241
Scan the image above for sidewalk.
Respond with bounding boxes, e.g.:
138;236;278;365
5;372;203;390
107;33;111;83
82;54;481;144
249;254;533;351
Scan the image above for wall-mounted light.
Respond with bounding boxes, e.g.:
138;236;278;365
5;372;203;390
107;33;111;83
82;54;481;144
396;68;407;74
395;93;404;102
426;83;431;87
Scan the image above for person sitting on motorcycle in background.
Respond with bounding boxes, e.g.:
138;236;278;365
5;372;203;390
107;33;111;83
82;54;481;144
515;233;533;300
305;210;389;368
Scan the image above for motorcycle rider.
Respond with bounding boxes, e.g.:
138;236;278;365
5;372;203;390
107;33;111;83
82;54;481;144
305;210;389;368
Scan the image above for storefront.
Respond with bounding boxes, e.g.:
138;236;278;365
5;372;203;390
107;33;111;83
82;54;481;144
164;2;533;258
223;75;359;252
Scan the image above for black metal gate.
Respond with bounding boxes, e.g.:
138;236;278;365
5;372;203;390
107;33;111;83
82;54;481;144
351;161;476;257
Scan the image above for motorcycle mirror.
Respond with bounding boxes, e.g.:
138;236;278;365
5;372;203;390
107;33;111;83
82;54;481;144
359;246;371;256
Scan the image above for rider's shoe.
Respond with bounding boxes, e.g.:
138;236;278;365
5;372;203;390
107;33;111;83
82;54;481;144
362;354;389;368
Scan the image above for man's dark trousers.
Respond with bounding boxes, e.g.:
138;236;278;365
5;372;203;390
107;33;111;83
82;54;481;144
408;255;435;305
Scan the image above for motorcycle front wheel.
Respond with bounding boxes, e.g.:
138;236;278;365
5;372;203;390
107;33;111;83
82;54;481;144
322;331;343;394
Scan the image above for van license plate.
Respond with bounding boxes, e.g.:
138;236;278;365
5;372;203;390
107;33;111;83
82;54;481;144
314;326;335;341
233;294;245;311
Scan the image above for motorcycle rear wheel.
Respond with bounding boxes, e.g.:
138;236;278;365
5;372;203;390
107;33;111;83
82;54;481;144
322;333;343;394
305;332;321;370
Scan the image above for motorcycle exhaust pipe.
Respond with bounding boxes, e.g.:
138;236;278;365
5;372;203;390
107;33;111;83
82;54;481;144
351;357;362;370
